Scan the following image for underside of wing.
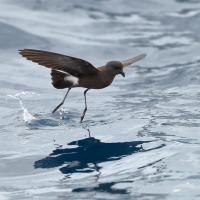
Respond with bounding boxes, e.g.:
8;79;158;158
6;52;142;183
121;54;146;67
19;49;99;77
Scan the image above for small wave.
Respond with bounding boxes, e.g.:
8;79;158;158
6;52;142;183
151;35;193;48
168;9;200;18
0;21;48;49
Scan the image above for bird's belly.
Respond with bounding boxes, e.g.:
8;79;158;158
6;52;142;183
79;75;113;89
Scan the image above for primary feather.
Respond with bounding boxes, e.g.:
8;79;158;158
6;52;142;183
19;49;99;77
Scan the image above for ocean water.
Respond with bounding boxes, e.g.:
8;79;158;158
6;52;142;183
0;0;200;199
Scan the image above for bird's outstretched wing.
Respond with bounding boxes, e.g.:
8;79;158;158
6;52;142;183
121;54;146;67
19;49;99;77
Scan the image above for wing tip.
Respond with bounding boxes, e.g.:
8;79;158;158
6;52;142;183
133;53;147;60
140;53;147;59
18;49;29;56
18;48;42;56
122;53;147;67
18;49;23;55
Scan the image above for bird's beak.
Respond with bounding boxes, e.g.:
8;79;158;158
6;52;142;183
120;71;125;77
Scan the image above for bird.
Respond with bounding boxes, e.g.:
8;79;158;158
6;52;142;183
19;49;146;122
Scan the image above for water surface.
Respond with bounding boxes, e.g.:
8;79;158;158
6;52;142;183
0;0;200;199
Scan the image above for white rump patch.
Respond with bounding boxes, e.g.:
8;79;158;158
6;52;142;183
54;69;79;86
64;75;79;86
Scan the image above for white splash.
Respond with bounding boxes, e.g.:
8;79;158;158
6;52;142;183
7;92;36;123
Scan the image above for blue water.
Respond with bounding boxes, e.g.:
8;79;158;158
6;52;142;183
1;0;200;199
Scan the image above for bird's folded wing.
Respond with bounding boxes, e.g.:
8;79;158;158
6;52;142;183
19;49;99;77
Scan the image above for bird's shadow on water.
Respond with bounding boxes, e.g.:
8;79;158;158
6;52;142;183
34;135;165;194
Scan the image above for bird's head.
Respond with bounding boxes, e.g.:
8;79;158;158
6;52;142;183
105;54;146;78
105;61;125;77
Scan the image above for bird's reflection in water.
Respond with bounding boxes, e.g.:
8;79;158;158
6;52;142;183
34;134;164;194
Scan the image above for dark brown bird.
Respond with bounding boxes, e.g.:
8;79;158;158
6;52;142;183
19;49;146;122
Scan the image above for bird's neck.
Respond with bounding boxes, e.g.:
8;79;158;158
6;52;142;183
98;70;116;88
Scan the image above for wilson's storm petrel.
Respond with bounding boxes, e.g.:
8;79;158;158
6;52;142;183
19;49;146;122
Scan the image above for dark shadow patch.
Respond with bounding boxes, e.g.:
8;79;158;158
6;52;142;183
34;137;164;174
73;182;128;194
34;136;164;194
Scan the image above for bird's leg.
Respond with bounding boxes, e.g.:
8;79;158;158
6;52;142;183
87;129;91;138
52;88;71;113
80;89;89;123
